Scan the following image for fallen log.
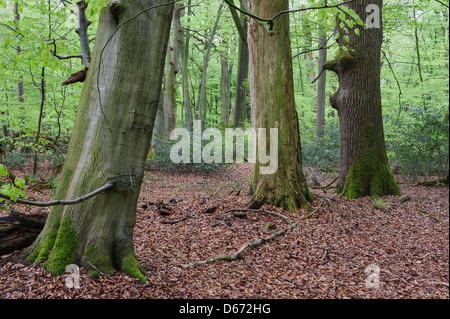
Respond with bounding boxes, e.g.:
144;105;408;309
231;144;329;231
0;210;47;256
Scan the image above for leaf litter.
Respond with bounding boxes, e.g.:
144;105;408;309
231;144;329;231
0;163;448;299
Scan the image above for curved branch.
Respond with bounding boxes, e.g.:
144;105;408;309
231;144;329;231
0;182;114;207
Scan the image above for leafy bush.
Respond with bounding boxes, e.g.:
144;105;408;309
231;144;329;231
385;105;449;179
301;121;341;172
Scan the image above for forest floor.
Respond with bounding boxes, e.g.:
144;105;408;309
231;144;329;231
0;161;448;299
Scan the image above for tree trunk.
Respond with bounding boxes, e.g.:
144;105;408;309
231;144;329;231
233;37;249;128
220;57;232;123
165;3;182;136
181;0;193;132
0;211;47;256
33;67;46;177
247;0;311;213
315;24;327;139
20;0;174;282
197;4;223;126
75;0;92;68
323;0;400;198
13;2;25;127
227;1;249;129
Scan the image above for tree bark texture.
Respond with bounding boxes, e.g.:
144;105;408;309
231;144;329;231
0;211;47;256
20;0;174;282
181;0;193;132
315;24;327;139
233;37;249;128
197;4;223;125
247;0;311;213
165;3;182;136
323;0;400;198
220;57;232;123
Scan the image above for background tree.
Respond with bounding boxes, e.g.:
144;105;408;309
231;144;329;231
323;0;401;198
247;0;312;213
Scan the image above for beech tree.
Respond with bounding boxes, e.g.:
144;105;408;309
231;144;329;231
323;0;401;198
246;0;312;213
20;0;174;282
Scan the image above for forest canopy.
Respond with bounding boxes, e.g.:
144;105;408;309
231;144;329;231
0;0;447;181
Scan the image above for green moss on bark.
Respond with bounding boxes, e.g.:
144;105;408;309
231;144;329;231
120;250;147;283
341;146;401;199
84;245;115;276
42;216;78;275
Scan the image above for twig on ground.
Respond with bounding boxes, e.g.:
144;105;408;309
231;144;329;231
179;208;298;268
418;209;444;223
302;198;326;220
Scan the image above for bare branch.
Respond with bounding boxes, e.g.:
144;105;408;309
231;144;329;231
0;182;114;207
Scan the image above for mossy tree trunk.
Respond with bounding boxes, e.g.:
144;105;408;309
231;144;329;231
323;0;400;199
20;0;174;282
247;0;311;213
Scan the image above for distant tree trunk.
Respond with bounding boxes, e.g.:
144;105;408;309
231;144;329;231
315;24;327;139
247;0;311;213
20;0;174;281
303;21;315;86
13;2;24;127
33;67;46;176
75;0;92;69
152;92;166;149
197;4;223;126
165;3;182;136
220;57;232;123
227;1;249;128
233;38;249;128
323;0;400;198
181;0;193;132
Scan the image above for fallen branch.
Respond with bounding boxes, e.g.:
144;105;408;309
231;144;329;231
312;176;339;192
428;281;449;287
418;209;444;223
0;210;47;256
302;198;326;220
413;177;449;187
180;209;297;268
0;182;114;207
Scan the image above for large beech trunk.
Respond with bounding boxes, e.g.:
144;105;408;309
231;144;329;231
247;0;311;213
323;0;400;198
20;0;173;282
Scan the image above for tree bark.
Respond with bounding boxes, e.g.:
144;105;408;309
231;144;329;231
0;211;47;256
220;57;232;123
181;0;193;132
233;37;249;128
20;0;174;282
227;0;249;128
315;24;327;138
75;0;92;68
196;4;223;127
323;0;400;198
247;0;311;213
33;67;46;176
165;3;182;136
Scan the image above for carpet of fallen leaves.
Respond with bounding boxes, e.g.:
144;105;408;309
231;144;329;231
0;162;448;299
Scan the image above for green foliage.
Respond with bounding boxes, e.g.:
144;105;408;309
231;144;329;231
0;164;27;208
0;0;447;182
301;121;340;171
